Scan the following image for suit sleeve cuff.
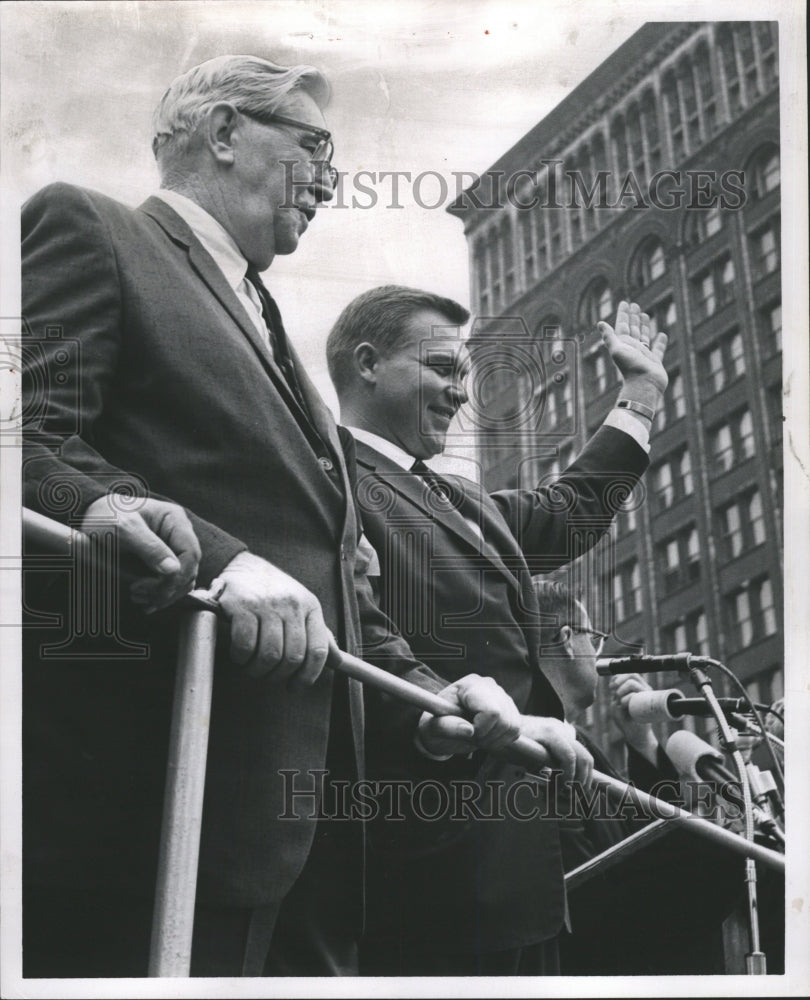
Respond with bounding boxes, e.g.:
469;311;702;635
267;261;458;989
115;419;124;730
603;409;651;453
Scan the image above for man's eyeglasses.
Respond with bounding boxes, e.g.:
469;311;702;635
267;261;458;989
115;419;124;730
566;626;607;655
240;109;337;186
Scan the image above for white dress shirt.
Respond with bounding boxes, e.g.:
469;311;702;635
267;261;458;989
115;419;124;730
152;188;271;348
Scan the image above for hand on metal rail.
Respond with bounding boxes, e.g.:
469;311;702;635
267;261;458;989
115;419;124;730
417;674;522;757
518;715;594;788
210;551;331;682
81;495;201;613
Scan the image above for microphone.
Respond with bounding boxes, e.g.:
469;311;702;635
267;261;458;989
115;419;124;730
627;689;748;723
665;730;743;808
596;653;709;676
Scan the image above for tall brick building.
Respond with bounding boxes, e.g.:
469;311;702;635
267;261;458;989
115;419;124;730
448;21;782;763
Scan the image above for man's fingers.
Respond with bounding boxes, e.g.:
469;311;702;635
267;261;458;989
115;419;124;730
539;729;577;783
650;330;669;361
117;514;181;576
471;710;520;751
151;506;202;577
575;743;594;790
298;610;330;685
614;299;630;338
627;301;641;340
419;715;476;756
229;611;260;666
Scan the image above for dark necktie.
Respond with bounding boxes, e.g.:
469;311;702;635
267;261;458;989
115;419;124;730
410;458;457;506
245;266;309;414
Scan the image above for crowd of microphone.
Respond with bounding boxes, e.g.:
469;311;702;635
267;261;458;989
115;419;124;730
595;652;785;849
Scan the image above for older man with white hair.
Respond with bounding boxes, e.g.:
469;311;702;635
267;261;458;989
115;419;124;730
21;54;520;977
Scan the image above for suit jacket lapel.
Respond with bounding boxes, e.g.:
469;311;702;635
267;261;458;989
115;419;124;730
138;196;309;422
355;441;522;592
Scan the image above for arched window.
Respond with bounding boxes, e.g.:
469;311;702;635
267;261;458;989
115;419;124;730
749;144;780;199
683;204;724;246
578;279;613;330
630;237;667;290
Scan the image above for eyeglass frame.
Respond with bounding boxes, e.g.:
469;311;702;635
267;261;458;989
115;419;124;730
560;625;608;655
238;109;337;186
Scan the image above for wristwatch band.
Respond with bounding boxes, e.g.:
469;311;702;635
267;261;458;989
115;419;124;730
616;398;656;421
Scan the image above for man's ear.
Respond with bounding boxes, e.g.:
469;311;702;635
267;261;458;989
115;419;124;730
558;625;576;658
205;103;240;165
354;342;380;384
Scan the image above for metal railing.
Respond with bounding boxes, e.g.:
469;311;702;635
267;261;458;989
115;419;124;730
21;508;785;976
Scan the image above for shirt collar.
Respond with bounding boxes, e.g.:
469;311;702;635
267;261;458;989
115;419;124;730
153;189;249;292
345;426;418;471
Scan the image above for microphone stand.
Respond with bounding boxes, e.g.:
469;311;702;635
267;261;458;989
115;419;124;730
688;659;767;975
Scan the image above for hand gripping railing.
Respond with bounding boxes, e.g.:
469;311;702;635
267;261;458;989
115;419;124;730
21;508;785;977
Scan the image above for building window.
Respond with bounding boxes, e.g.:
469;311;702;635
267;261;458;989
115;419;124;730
692;254;735;321
678;446;694;497
726;576;777;651
548;207;564;267
678;57;701;153
750;144;780;198
685;204;724;246
766;384;783;444
759;300;782;357
502;216;515;305
658;524;701;594
487;226;503;312
614;560;642;621
717;488;767;561
651;445;693;512
694;42;718;138
475;237;489;314
709;408;755;475
699;328;746;398
718;26;743;116
579;278;613;330
630;237;667;290
663;610;710;657
653;460;674;509
649;297;677;339
754;22;779;91
616;498;638;538
520;208;537;286
750;218;780;279
663;70;685;160
746;664;784;708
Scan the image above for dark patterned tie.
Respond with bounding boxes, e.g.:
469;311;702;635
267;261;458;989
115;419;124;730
245;266;309;414
410;459;456;506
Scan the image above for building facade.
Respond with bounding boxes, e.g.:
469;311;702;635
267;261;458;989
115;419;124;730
448;21;782;764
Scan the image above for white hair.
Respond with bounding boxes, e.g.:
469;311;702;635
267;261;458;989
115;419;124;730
151;54;330;176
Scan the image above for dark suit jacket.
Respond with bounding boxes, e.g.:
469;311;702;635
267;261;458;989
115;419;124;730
353;430;648;957
21;183;441;909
